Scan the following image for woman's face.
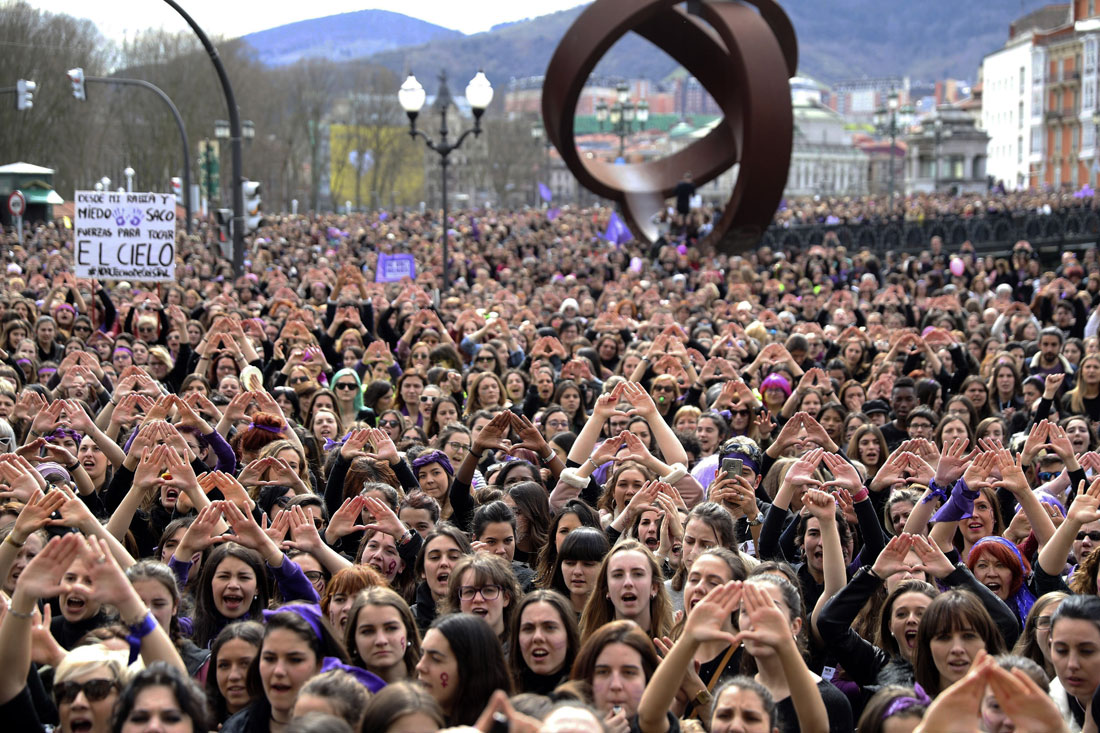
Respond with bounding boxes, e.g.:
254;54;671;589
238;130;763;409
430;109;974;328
1066;419;1092;454
61;558;101;622
560;550;601;600
296;553;326;595
799;391;822;417
843;342;864;363
710;685;772;733
476;376;501;407
6;532;43;593
611;469;647;511
1051;618;1100;702
399;506;435;539
423;536;464;599
218;376;240;398
995;368;1015;395
980;422;1005;445
400;377;424;408
211;556;258;619
683;554;733;616
363;532;404;583
275;449;302;476
434;402;459;432
845;418;868;444
505;373;526;400
1035;600;1062;664
458;568;510;635
379;413;403;441
590;642;647;718
858;433;881;466
960;493;995;545
410;348;431;369
119;684;191;733
132;579;177;633
354;603;408;674
964;382;988;408
675;413;699;433
819;409;843;441
682;518;719;572
260;628;321;714
607;550;654;622
56;666;119;733
1081;357;1100;385
334;376;359;402
739;582;798;659
518;601;570;677
940;419;970;449
559;388;581;414
312;411;338;441
211;633;256;708
888;591;931;661
0;393;13;418
416;628;460;713
416;462;450;502
929;623;987;687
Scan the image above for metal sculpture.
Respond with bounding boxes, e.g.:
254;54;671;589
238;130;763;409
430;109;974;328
542;0;798;254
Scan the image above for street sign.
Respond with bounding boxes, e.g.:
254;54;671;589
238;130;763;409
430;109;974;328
7;190;25;217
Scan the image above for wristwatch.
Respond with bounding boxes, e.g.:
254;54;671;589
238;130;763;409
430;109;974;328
745;514;763;527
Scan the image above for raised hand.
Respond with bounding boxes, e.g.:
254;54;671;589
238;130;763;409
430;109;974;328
821;453;862;495
174;503;228;560
325;496;370;542
935;438;974;487
802;489;838;522
282;505;325;554
909;533;956;579
990;448;1030;496
362;496;408;539
13;533;84;601
871;533;916;579
683;581;743;646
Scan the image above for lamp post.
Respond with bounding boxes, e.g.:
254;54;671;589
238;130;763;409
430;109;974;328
932;116;943;193
399;69;494;291
100;176;111;191
596;81;649;159
124;166;135;193
1093;111;1100;187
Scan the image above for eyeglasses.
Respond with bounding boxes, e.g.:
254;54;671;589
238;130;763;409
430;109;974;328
55;679;119;705
289;376;310;385
1076;531;1100;542
459;584;502;601
335;382;358;391
908;422;933;430
446;441;470;453
379;419;402;428
1035;616;1053;630
304;571;325;583
73;325;92;333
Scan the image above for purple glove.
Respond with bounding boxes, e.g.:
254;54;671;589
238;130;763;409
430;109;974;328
931;478;979;523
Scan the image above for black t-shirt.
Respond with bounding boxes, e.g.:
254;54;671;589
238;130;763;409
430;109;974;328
775;678;853;733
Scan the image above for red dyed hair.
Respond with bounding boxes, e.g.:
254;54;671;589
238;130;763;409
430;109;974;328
231;411;288;458
966;539;1029;597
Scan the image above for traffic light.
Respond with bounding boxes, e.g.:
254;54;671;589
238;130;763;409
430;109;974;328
213;208;233;242
241;179;263;233
171;177;182;204
67;68;86;101
15;79;35;111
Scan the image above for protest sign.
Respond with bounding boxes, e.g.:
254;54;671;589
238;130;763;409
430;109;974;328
376;252;416;282
74;191;176;281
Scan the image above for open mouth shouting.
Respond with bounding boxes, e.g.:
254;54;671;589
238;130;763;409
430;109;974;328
63;593;88;620
219;591;247;616
68;714;94;733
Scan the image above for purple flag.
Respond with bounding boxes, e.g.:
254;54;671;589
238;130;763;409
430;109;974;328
547;207;560;221
471;217;481;242
602;211;632;246
538;182;553;203
375;253;416;282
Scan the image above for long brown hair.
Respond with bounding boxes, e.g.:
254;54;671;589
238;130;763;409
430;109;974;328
344;586;422;678
912;590;1006;696
578;539;672;641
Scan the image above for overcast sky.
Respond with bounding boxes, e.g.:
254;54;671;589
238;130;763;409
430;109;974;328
23;0;589;39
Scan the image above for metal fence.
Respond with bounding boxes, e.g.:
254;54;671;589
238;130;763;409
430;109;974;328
759;207;1100;256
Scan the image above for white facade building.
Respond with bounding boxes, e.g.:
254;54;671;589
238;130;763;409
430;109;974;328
981;38;1035;190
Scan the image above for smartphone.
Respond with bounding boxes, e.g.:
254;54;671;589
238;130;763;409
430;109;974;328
721;457;743;477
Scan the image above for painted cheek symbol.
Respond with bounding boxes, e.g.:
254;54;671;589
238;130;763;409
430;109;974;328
387;560;397;575
439;672;449;689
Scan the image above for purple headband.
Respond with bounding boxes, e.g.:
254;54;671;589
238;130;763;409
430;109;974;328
53;303;76;314
262;604;386;693
38;367;57;375
46;427;82;444
15;358;30;366
248;422;284;434
882;684;931;719
411;450;454;476
322;431;353;452
724;450;761;475
114;347;133;356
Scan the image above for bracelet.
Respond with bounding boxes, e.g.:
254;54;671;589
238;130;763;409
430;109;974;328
398;528;414;546
66;463;81;474
126;610;158;639
540;450;555;465
6;605;34;620
470;449;484;460
4;534;25;549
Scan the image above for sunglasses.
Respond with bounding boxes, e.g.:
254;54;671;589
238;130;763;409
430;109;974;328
289;376;310;385
335;383;358;391
379;419;402;428
73;325;92;332
55;679;118;705
1077;531;1100;542
475;354;496;363
420;395;436;402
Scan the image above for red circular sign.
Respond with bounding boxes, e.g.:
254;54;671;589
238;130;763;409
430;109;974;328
7;190;25;217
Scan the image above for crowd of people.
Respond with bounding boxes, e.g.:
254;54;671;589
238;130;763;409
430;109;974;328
0;198;1096;733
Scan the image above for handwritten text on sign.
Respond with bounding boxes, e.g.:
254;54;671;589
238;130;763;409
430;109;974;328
74;191;176;282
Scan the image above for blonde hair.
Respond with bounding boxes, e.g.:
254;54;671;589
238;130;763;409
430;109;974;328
55;643;132;684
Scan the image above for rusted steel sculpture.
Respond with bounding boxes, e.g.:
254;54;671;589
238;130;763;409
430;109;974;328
542;0;797;254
